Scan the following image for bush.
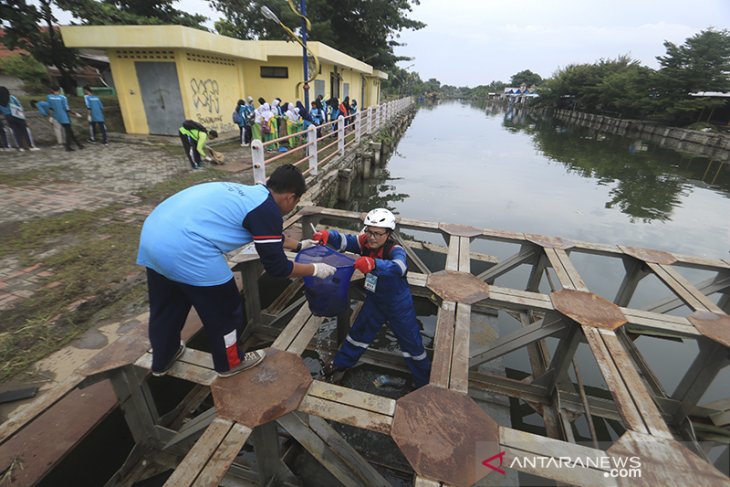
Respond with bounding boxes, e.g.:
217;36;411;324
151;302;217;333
0;55;48;94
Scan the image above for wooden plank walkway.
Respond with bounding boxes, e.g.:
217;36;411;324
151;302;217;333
3;205;729;486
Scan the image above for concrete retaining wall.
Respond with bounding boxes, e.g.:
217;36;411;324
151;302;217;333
553;109;730;161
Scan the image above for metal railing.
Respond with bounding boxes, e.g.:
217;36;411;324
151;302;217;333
250;97;413;183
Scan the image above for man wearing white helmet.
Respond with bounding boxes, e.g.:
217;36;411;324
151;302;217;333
303;208;432;387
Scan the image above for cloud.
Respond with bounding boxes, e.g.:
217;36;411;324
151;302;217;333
397;0;730;87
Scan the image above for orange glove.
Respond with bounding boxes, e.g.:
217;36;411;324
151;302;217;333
313;230;330;245
354;256;375;274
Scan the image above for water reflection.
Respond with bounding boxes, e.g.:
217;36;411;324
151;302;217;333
334;100;730;259
503;106;730;223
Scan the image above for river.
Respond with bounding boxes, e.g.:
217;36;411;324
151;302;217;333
334;99;729;415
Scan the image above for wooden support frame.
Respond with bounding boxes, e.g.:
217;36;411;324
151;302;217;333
15;205;730;487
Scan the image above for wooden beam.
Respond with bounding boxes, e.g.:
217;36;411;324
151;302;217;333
583;327;672;438
544;248;588;291
613;257;648;307
430;301;456;389
671;340;729;422
469;315;568;367
271;304;323;354
298;382;394;434
645;271;730;314
250;421;297;486
477;244;539;283
163;418;252;487
392;230;432;275
647;262;723;313
500;427;618;487
277;412;391;487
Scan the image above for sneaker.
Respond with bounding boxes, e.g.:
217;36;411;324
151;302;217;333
192;164;201;170
29;147;40;151
66;147;75;152
217;349;266;377
18;148;25;152
87;138;96;143
151;342;186;377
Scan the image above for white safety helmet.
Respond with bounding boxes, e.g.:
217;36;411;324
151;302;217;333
364;208;396;230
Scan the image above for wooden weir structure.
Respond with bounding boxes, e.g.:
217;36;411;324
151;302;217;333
2;206;730;486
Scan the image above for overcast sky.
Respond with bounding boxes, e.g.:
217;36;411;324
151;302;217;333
58;0;730;88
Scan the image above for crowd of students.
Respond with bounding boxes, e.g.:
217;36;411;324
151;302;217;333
232;94;358;151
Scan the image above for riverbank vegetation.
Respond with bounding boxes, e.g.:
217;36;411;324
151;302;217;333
386;28;730;130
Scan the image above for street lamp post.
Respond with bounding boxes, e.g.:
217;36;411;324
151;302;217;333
299;0;309;108
261;2;316;108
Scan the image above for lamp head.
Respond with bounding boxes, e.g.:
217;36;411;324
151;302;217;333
261;6;280;23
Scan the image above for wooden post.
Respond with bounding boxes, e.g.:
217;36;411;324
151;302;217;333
337;115;345;156
251;139;265;184
307;124;318;176
355;110;361;145
337;168;352;202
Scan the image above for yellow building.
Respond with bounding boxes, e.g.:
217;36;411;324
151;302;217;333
60;25;387;136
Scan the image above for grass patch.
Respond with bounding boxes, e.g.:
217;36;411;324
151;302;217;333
0;169;236;383
0;204;144;381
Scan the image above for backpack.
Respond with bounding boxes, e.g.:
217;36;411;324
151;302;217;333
182;119;207;132
232;109;243;125
261;118;271;134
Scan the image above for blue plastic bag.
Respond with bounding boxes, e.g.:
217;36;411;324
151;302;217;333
296;245;355;316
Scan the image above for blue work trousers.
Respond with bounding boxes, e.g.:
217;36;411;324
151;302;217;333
146;268;245;373
333;296;432;387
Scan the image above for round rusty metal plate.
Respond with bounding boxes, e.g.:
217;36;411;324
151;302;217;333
392;385;500;487
211;348;312;427
526;234;574;250
609;431;730;487
427;270;490;304
621;246;677;265
688;311;730;349
78;325;149;376
550;289;627;330
439;223;483;238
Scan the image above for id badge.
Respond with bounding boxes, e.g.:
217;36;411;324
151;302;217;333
364;273;378;292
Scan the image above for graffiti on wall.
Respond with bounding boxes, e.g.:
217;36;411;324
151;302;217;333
190;78;220;114
190;78;225;132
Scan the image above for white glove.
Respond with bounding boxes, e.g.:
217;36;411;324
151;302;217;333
311;263;336;279
204;156;213;163
299;239;318;251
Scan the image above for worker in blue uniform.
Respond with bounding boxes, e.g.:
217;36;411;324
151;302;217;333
137;164;336;377
305;208;432;387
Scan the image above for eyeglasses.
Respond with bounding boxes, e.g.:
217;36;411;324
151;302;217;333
364;228;388;238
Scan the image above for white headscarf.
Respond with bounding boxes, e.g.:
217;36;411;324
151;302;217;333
286;105;300;123
261;103;274;121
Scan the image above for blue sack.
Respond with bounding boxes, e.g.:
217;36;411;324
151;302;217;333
296;245;355;316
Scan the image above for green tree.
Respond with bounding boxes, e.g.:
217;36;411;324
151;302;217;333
538;56;653;115
209;0;425;70
0;55;49;93
54;0;208;29
510;69;542;87
0;0;78;92
653;28;730;125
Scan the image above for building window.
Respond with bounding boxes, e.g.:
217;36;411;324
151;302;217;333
260;66;288;78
